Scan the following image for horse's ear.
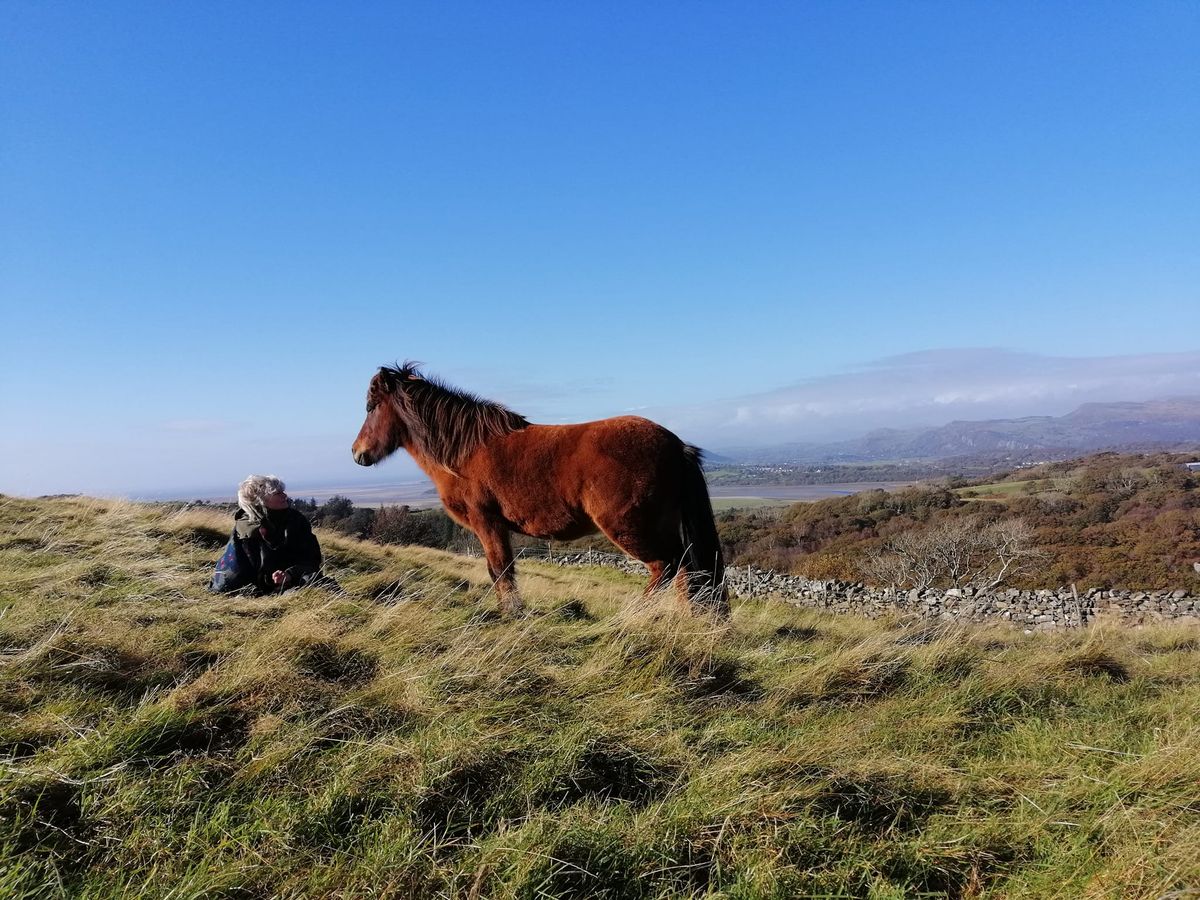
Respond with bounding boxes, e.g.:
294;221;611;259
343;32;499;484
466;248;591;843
377;368;396;393
397;361;425;383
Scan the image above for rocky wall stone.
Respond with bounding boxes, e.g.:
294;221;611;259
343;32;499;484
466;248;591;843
522;548;1200;630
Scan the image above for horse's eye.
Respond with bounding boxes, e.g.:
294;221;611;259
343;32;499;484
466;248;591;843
366;402;376;414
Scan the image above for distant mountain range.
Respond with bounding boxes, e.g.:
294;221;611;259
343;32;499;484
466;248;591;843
722;398;1200;465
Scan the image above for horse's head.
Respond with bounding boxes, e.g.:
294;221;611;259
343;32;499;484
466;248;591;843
352;367;411;466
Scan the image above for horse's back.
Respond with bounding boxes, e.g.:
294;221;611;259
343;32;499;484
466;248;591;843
478;416;686;524
576;414;680;454
558;416;690;513
538;415;683;475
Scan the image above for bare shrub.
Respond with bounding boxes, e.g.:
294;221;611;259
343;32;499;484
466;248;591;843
861;515;1041;591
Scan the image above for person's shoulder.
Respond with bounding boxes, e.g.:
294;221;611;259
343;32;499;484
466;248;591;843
286;507;314;527
232;509;258;538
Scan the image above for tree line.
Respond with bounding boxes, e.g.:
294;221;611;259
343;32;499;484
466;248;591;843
290;497;479;553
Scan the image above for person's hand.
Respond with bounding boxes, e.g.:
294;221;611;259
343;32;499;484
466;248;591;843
272;570;289;586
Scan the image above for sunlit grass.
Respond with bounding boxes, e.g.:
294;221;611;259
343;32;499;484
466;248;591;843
956;480;1036;498
2;495;1199;898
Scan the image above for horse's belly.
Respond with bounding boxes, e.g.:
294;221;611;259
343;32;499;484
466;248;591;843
506;505;596;541
533;520;598;541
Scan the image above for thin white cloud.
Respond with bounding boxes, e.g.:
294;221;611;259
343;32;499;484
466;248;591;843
160;419;241;434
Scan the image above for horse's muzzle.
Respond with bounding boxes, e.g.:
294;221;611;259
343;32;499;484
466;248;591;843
352;449;374;466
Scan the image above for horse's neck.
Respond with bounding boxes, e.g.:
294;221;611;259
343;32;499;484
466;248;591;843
405;444;463;487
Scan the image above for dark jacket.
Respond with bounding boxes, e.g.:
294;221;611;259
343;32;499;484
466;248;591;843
209;507;323;594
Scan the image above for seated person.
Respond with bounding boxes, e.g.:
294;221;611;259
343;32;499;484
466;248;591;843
209;475;323;594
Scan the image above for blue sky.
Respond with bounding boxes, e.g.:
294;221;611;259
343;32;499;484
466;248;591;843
2;2;1197;496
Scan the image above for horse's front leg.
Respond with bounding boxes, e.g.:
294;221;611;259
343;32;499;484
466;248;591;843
474;522;523;616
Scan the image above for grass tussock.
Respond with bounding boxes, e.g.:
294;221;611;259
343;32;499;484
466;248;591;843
1;495;1199;898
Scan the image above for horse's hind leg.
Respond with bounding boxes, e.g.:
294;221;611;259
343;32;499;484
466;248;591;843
473;521;523;616
627;507;727;617
644;560;678;596
591;515;684;605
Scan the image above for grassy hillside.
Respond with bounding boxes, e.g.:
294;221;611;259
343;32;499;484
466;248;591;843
2;496;1199;898
717;451;1200;589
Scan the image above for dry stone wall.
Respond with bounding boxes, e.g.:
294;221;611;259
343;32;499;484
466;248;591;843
526;549;1200;631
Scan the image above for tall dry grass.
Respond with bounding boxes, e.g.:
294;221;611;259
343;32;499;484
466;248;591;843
2;495;1199;898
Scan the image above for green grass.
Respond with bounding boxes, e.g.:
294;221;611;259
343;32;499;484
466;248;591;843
2;496;1199;898
956;481;1036;499
709;498;792;512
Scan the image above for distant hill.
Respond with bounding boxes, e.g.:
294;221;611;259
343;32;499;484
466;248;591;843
725;397;1200;464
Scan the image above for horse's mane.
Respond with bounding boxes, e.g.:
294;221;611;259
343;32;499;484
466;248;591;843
384;362;529;471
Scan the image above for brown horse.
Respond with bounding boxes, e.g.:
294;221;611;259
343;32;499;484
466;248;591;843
351;363;728;617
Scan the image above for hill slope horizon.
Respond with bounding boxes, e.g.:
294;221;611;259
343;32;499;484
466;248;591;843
721;396;1200;465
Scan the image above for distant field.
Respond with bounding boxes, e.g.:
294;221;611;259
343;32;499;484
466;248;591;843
3;496;1199;898
708;481;914;504
709;496;792;511
957;479;1035;498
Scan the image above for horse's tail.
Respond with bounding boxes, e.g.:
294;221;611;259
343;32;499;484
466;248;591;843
679;444;729;616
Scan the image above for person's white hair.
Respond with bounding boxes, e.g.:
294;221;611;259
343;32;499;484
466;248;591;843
237;474;286;520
